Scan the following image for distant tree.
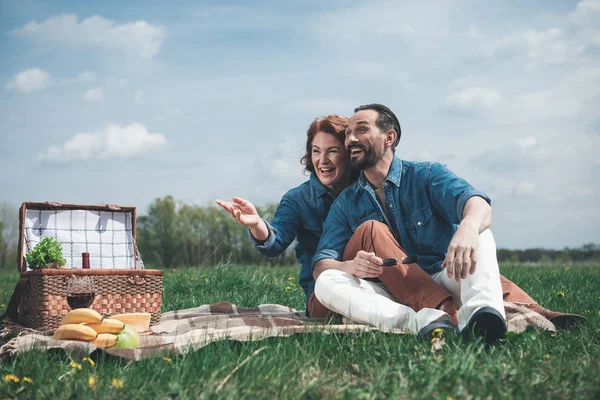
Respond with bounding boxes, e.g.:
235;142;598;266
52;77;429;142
0;203;18;270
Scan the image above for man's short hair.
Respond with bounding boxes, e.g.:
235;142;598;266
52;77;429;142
354;104;401;151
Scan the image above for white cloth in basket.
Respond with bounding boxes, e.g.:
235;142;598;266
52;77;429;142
23;209;135;270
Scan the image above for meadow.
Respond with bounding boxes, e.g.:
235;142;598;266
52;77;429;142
0;264;599;399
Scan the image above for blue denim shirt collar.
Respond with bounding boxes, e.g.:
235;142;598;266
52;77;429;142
356;156;403;192
310;172;331;198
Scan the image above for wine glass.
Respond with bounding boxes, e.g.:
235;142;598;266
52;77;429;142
66;276;96;309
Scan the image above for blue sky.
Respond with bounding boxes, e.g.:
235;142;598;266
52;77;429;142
1;0;598;249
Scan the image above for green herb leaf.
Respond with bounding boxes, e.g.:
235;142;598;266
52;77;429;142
25;237;67;269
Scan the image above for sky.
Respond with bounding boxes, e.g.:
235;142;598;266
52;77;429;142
0;0;599;249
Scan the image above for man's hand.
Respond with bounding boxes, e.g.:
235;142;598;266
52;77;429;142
442;223;479;281
346;250;384;279
216;197;262;227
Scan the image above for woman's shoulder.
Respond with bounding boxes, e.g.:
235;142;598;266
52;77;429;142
281;179;312;201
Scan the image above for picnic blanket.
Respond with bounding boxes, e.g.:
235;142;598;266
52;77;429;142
0;301;555;361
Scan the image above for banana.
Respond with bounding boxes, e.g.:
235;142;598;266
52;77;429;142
86;318;125;334
91;333;118;348
60;308;103;325
53;324;98;341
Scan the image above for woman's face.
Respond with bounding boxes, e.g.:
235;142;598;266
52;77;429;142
311;131;350;193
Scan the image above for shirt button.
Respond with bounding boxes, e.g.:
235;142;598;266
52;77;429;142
389;203;393;208
383;182;387;187
417;221;422;226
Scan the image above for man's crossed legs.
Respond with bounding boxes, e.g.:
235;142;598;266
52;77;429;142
311;221;583;342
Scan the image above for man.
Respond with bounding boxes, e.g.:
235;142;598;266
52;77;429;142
312;103;507;343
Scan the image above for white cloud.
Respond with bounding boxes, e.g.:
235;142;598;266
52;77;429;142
517;137;537;148
39;123;167;162
287;98;356;115
12;14;165;59
107;77;129;87
84;87;104;102
6;68;51;93
444;87;502;112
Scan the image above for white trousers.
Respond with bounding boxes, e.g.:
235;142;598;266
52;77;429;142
314;269;449;334
314;229;505;333
430;229;505;330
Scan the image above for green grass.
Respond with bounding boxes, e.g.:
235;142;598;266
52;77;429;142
0;264;599;399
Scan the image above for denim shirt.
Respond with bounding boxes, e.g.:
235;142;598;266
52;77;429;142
312;157;491;275
249;173;333;310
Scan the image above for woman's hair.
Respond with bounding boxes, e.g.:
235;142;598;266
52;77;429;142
300;114;348;174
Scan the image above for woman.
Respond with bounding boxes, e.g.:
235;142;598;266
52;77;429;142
216;115;353;317
216;114;582;330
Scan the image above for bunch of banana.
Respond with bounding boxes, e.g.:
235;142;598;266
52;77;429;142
52;309;139;349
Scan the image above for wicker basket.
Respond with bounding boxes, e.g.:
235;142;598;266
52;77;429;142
12;202;163;332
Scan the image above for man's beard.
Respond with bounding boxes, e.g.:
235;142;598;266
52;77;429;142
348;143;384;170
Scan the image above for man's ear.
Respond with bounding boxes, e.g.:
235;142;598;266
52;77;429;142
385;130;397;147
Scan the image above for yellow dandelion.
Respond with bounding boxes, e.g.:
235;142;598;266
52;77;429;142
432;328;444;338
82;357;95;366
431;337;441;344
3;374;19;383
162;357;172;364
285;286;291;291
111;378;124;389
70;361;82;370
88;376;97;391
556;292;565;297
22;377;33;384
287;277;295;281
290;283;296;287
447;397;454;400
550;332;557;338
544;354;551;360
565;266;571;271
0;304;5;307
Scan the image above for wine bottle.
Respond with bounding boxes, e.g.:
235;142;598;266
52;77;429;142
82;252;90;269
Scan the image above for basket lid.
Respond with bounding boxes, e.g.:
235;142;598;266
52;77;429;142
17;202;139;273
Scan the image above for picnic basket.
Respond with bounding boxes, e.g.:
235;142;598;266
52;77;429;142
6;202;163;332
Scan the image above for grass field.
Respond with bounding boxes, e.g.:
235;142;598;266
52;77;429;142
0;264;599;399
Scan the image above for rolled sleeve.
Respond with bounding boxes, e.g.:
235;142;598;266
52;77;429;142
428;162;491;224
311;249;341;267
248;220;277;250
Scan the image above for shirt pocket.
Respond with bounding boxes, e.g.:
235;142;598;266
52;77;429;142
404;206;434;230
404;207;448;257
350;212;385;232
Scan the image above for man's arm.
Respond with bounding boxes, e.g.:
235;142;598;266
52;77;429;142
312;201;383;281
426;162;492;281
443;196;491;281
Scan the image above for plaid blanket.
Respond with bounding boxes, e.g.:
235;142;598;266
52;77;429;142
0;301;555;361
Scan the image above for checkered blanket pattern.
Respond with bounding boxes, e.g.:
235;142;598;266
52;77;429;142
0;301;555;361
24;209;135;270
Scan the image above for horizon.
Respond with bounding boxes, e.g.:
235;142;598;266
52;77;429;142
1;0;599;250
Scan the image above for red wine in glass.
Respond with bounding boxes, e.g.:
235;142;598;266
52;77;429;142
67;276;96;309
67;292;96;309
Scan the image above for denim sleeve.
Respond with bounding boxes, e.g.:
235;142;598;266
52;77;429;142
249;194;300;257
311;200;352;268
427;162;491;224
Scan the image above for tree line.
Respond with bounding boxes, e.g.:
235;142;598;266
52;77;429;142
0;198;598;269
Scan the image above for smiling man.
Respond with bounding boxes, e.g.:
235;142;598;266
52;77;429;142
312;103;508;343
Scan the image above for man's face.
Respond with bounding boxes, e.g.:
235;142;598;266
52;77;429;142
345;109;386;170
